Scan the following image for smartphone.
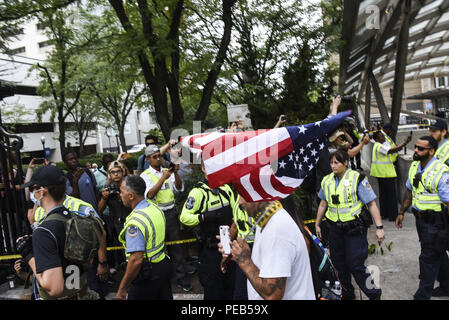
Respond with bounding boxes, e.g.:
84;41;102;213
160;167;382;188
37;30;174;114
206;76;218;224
281;115;287;121
168;162;175;171
34;158;45;164
219;225;231;255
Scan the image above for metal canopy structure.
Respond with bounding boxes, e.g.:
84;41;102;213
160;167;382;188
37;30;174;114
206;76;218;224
339;0;449;137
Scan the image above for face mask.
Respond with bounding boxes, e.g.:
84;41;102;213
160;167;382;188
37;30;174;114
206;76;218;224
30;189;42;207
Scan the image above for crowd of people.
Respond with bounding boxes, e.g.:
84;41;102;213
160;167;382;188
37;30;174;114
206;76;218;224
6;95;449;301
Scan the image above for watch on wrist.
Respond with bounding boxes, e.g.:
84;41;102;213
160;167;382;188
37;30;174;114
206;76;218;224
98;260;108;266
376;225;384;230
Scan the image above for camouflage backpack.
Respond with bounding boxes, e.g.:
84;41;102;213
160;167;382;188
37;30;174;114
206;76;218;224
45;209;104;266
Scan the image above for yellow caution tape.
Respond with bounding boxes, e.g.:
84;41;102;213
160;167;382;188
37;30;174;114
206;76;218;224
0;254;21;261
0;220;323;259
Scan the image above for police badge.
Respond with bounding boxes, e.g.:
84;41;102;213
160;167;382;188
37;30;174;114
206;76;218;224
185;197;195;210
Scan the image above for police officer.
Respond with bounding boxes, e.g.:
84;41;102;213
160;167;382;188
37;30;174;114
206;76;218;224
315;149;385;300
31;192;109;298
230;194;255;300
396;136;449;299
116;175;172;300
140;144;193;291
180;161;236;300
429;119;449;166
371;130;411;221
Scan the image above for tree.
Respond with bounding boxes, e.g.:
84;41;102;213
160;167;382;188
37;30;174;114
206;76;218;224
199;0;331;129
31;5;92;156
0;0;79;52
107;0;237;139
65;92;102;156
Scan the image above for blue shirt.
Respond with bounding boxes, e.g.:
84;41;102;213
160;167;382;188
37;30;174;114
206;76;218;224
405;158;449;207
125;199;151;253
77;172;98;211
318;172;377;204
137;154;150;173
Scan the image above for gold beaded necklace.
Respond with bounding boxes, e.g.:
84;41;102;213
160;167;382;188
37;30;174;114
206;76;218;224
253;200;283;230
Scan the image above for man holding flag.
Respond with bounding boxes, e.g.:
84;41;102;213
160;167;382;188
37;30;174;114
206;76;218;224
181;110;352;300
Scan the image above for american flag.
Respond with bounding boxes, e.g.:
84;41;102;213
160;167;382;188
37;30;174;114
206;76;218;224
180;111;351;202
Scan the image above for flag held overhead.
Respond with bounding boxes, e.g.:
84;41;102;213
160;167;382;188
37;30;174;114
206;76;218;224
181;111;352;202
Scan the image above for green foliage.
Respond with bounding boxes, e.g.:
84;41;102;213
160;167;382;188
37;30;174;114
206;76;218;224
369;241;393;255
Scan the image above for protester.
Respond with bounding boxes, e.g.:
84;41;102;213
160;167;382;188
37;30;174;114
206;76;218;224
219;197;315;300
137;134;177;174
345;117;363;170
396;136;449;300
98;160;131;272
63;150;99;211
315;149;385;300
17;165;102;300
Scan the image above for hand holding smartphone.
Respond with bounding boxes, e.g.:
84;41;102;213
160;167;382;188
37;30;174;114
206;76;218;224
219;225;231;255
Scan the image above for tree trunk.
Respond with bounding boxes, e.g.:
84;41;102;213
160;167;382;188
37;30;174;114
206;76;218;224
78;129;85;157
195;0;237;121
58;107;67;156
118;126;127;153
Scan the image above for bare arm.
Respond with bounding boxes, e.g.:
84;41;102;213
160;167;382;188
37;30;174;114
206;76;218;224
399;188;412;216
315;200;328;240
348;135;370;158
28;258;64;297
367;200;385;242
231;238;286;300
328;96;341;116
146;170;172;199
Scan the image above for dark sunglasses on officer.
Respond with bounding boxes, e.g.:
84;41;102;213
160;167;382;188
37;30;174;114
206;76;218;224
414;144;431;152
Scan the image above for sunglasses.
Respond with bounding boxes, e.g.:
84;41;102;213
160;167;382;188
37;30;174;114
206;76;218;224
414;145;431;151
151;155;162;159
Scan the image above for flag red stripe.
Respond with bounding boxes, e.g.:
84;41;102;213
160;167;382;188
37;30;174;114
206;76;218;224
206;138;294;188
270;174;296;195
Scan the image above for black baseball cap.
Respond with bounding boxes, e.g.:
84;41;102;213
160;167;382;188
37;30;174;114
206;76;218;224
21;166;65;190
429;119;448;131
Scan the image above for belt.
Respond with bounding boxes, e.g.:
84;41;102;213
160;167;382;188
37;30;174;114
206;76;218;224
412;208;440;223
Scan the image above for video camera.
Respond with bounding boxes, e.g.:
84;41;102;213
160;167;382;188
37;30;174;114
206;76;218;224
105;183;120;195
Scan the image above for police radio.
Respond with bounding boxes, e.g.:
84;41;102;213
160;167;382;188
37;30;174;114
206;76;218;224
331;195;340;205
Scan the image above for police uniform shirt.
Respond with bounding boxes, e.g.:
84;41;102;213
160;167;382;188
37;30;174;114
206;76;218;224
124;200;152;253
318;174;377;204
438;139;449;166
405;157;449;211
140;166;184;210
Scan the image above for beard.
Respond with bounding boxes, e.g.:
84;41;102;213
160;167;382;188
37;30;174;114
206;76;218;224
413;152;428;161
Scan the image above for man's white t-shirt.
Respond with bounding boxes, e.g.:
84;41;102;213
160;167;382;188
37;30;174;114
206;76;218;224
247;208;315;300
